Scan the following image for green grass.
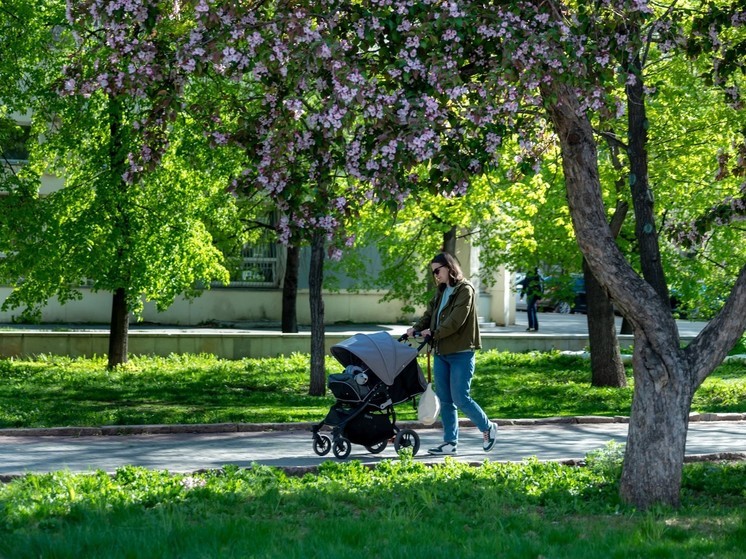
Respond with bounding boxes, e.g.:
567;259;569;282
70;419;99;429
1;350;745;558
1;350;744;429
729;335;746;356
1;457;745;558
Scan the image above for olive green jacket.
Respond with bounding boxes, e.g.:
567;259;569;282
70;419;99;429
412;279;481;355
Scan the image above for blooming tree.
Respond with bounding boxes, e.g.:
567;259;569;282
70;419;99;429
1;0;238;367
202;0;743;508
32;0;746;507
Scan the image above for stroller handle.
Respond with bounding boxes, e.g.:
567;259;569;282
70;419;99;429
398;332;432;352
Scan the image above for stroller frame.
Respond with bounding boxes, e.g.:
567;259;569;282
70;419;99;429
311;332;427;460
311;378;418;459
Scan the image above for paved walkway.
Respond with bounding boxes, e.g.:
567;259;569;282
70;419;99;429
2;418;745;479
0;311;711;337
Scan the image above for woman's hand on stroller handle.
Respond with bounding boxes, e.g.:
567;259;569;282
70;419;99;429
399;330;433;349
400;329;418;341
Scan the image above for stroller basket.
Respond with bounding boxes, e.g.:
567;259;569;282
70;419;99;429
323;404;395;446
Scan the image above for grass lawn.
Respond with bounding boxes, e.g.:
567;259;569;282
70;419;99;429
1;457;745;558
1;350;744;429
1;349;745;558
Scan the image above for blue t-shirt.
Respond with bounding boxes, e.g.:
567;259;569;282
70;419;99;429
436;285;454;326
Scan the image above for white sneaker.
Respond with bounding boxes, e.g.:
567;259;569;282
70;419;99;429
483;422;498;452
428;442;457;455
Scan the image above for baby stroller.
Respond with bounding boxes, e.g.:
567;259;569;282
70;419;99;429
311;331;427;459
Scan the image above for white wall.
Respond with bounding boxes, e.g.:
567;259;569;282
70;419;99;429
0;272;516;327
0;286;422;325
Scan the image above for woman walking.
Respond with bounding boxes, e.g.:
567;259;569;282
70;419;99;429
407;252;497;455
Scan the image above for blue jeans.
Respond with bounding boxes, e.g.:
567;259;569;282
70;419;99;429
433;351;490;443
527;297;539;330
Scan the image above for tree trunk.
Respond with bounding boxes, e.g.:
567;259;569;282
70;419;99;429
106;97;129;370
108;287;129;369
442;226;457;255
541;20;746;510
308;231;326;396
585;260;626;387
281;245;299;333
620;339;693;508
542;80;688;508
587;201;628;387
627;47;670;308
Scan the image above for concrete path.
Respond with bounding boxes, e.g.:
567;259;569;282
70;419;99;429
2;420;745;479
0;312;711;337
1;313;718;359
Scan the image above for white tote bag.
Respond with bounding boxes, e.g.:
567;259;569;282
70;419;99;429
417;349;440;425
418;382;440;425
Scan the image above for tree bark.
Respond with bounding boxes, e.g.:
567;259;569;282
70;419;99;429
585;259;626;387
542;79;693;508
281;244;299;333
619;265;746;507
627;46;670;308
544;76;746;506
620;340;692;507
587;201;628;387
308;231;326;396
106;96;129;369
108;287;129;369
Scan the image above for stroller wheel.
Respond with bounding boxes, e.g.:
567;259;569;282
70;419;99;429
313;433;332;456
365;439;388;454
332;437;352;459
394;429;420;456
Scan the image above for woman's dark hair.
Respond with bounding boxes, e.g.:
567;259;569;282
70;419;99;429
430;252;464;288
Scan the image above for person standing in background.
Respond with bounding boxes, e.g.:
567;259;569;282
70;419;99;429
520;268;543;332
407;252;497;455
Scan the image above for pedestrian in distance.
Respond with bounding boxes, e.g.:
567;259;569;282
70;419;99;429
520;268;543;332
407;252;498;456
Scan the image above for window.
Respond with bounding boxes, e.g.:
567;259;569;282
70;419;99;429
237;238;279;286
0;121;32;163
223;217;281;288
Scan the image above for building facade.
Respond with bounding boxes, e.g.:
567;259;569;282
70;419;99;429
2;113;516;327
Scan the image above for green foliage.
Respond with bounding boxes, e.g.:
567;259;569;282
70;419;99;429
692;377;746;412
1;459;746;558
585;440;626;479
336;0;746;321
0;352;336;427
473;351;635;418
587;19;746;321
730;335;746;356
337;140;584;311
1;100;238;319
0;0;242;323
645;51;745;320
681;461;746;502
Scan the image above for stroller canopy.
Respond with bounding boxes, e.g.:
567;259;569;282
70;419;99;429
330;332;419;386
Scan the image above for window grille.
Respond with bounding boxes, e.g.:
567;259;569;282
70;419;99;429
229;221;280;287
237;242;278;286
